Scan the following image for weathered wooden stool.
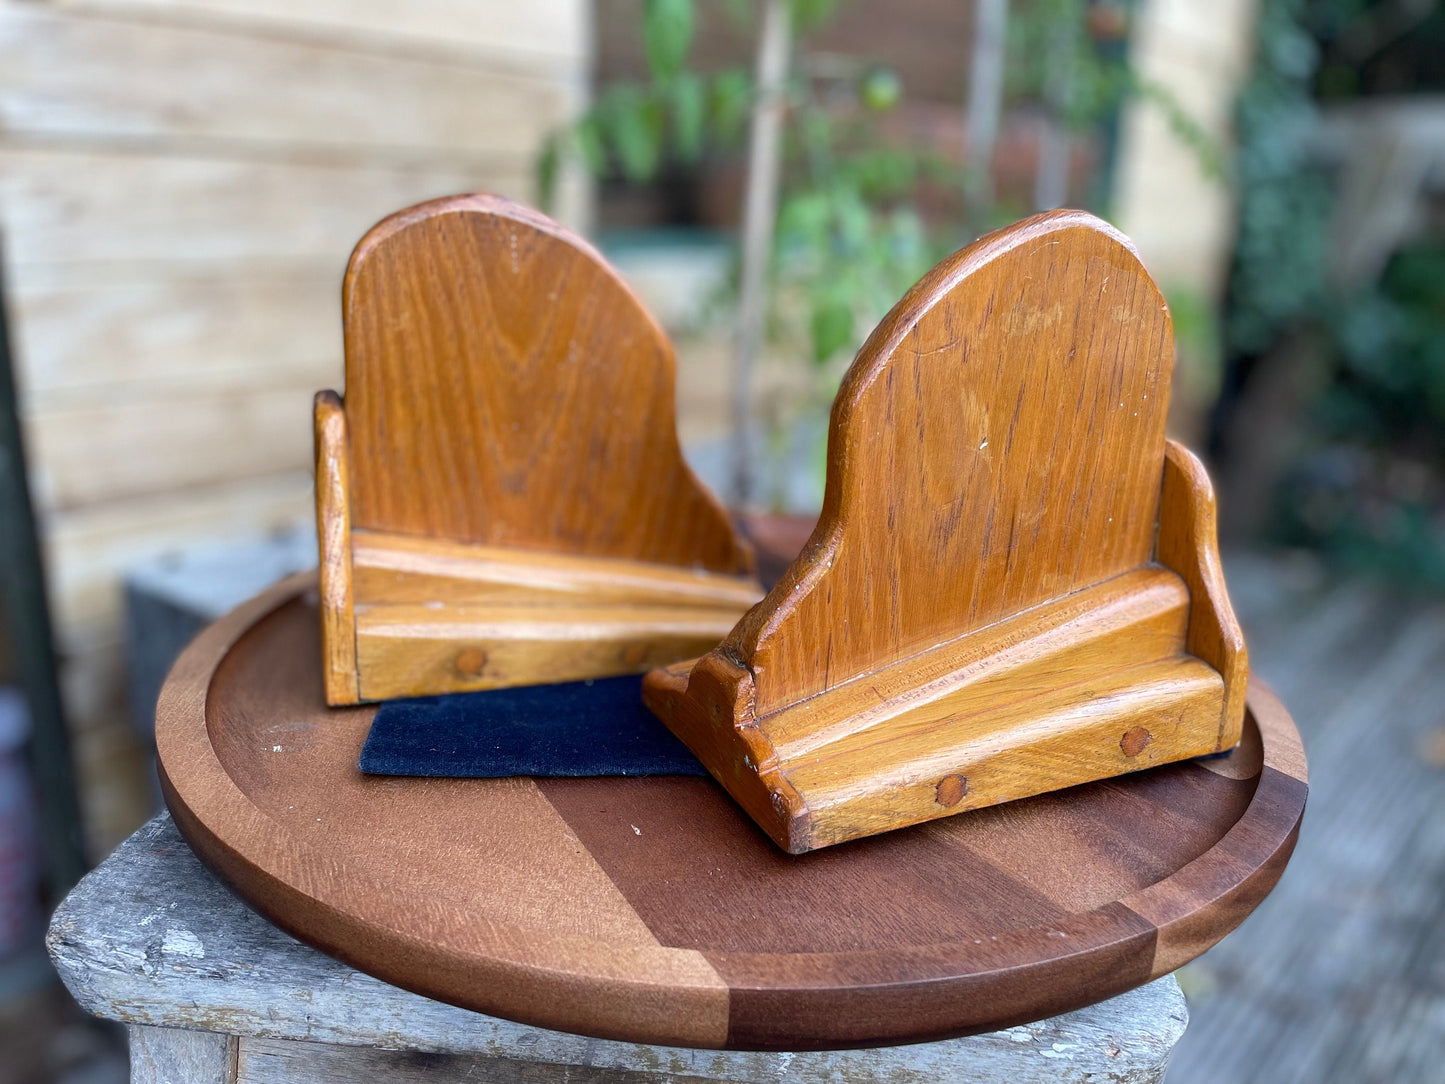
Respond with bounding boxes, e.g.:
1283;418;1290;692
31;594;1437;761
47;814;1189;1083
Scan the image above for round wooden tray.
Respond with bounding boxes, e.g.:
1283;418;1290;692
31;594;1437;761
157;573;1307;1051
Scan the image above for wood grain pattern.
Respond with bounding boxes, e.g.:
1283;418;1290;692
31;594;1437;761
341;194;749;570
354;601;748;701
53;0;590;67
157;575;732;1047
1158;439;1248;748
348;529;762;698
313;390;357;705
644;211;1247;851
352;530;763;610
318;195;759;701
128;1025;236;1084
735;210;1175;710
0;6;570;163
56;820;1188;1082
154;574;1304;1050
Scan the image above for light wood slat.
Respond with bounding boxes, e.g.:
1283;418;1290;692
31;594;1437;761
354;530;765;610
1158;440;1248;744
313;392;357;706
52;0;589;67
790;656;1224;849
319;195;756;701
0;148;534;270
26;379;319;511
0;6;575;164
356;602;748;701
11;271;337;399
42;470;312;644
760;568;1189;754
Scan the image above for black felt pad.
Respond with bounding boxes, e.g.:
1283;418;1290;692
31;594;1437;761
358;674;708;778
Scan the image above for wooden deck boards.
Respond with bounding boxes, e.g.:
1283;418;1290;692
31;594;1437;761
1168;553;1445;1083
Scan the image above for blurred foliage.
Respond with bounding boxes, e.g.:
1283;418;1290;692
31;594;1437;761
1226;0;1334;358
1010;0;1223;178
1166;283;1226;407
1227;0;1445;584
766;64;948;370
543;0;1215;372
1276;245;1445;586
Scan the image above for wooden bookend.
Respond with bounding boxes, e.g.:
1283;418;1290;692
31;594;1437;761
644;210;1248;853
316;194;761;705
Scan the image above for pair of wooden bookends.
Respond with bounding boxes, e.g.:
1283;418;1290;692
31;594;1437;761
316;194;1247;854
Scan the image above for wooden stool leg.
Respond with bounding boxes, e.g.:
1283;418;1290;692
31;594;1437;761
128;1025;236;1084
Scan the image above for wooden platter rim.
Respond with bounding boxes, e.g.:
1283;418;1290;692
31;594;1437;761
156;573;1307;1050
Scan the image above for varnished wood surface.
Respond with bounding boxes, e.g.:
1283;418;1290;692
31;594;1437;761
313;390;356;705
156;574;1305;1050
354;600;748;701
317;195;760;702
731;210;1175;711
646;212;1246;851
340;194;750;572
1158;440;1249;747
352;530;764;610
346;528;764;700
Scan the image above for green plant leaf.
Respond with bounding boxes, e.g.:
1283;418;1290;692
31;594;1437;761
810;298;854;364
536;133;559;210
710;68;752;144
573;115;607;176
777;192;829;241
790;0;841;30
852;148;916;199
644;0;695;83
600;85;666;181
859;66;902;112
672;72;706;163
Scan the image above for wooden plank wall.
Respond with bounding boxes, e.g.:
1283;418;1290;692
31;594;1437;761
0;0;590;854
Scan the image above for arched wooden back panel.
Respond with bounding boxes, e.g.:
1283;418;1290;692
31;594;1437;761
732;210;1173;713
342;194;751;574
646;211;1245;852
316;196;761;704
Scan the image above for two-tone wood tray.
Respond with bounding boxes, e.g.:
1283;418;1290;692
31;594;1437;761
157;572;1306;1050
